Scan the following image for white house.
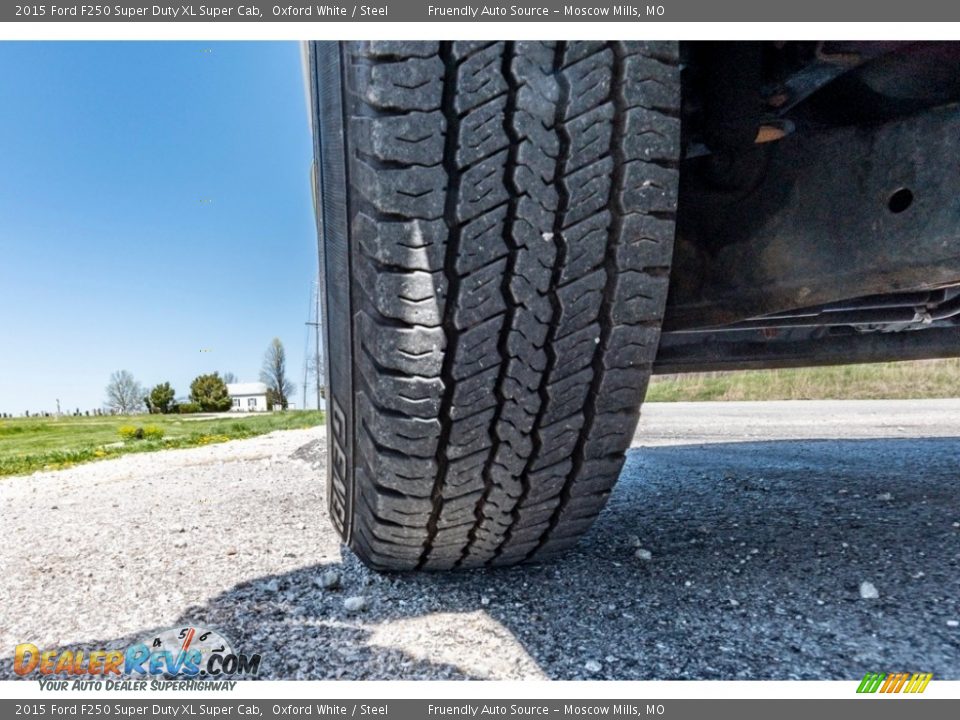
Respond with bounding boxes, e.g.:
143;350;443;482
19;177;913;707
226;382;269;412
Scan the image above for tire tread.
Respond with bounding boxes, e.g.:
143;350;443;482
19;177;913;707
329;40;680;570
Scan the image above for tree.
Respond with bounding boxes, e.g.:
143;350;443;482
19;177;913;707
260;337;295;410
148;382;177;414
265;387;281;411
222;371;238;384
189;373;232;412
104;370;145;414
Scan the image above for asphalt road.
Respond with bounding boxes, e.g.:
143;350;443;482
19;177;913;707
1;400;958;680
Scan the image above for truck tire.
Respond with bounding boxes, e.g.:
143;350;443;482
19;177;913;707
309;41;680;570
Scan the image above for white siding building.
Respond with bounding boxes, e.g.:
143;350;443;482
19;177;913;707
226;382;269;412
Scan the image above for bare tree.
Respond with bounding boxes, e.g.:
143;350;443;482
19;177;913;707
260;338;296;410
104;370;145;415
222;371;238;384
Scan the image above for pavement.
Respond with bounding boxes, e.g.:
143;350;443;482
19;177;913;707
1;400;958;680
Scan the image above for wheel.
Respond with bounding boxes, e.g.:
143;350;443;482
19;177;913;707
309;41;680;570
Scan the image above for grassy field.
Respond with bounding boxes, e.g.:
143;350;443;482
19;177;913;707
646;358;960;402
0;411;325;478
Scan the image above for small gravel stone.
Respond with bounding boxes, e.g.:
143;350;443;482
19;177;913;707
876;492;893;501
344;596;368;613
635;548;653;561
946;620;959;628
317;570;341;590
859;581;880;600
265;579;279;593
584;660;602;673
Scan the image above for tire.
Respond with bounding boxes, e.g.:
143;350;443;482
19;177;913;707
309;41;680;571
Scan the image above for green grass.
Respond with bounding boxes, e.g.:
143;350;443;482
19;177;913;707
0;410;325;478
646;358;960;402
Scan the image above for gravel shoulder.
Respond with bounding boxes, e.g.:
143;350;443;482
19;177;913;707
2;401;959;680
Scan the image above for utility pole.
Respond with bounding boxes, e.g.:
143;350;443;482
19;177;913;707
303;283;323;410
302;362;308;411
315;279;322;410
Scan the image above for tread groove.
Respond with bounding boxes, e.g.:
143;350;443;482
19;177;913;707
418;41;462;569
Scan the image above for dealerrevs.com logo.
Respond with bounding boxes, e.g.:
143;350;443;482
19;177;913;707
14;626;260;689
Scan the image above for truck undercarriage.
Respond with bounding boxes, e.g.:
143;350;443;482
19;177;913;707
658;41;960;373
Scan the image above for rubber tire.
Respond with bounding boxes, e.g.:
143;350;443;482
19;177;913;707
309;41;680;571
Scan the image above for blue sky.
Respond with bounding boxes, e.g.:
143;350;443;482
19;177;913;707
0;41;320;414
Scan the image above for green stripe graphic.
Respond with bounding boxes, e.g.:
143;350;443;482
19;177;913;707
857;672;886;693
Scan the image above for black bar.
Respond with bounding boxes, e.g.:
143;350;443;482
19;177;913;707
6;1;960;23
